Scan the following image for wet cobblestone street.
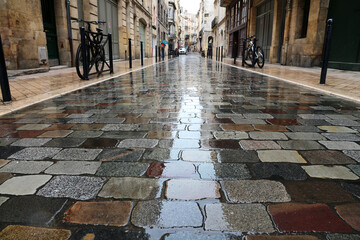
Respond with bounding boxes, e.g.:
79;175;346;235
0;55;360;239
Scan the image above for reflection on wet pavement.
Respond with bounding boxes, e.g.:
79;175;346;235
0;55;360;239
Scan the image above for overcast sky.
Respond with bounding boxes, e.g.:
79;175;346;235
180;0;201;14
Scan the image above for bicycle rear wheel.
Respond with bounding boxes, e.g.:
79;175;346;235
243;48;253;67
256;46;265;68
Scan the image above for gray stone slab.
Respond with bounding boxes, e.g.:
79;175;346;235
0;175;52;195
231;119;266;124
298;114;330;120
101;131;147;139
285;132;326;140
66;113;93;118
343;150;360;162
326;119;360;126
96;162;149;177
11;138;52;147
322;133;360;141
0;197;8;206
326;114;358;120
0;161;53;174
163;232;239;240
278;140;324;150
45;161;101;175
205;203;275;232
143;148;180;160
222;180;291;203
326;234;360;240
53;148;102;160
97;149;144;162
249;132;288;140
98;177;162;199
9;147;61;160
16;124;51;130
117;139;159;148
243;113;273;119
67;118;97;124
0;138;17;146
67;131;103;138
95;118;126;124
347;165;360;176
213;131;248;140
37;176;106;200
131;200;203;228
217;150;260;163
102;124;138;131
198;163;251;180
302;165;359;180
319;141;360;150
44;138;86;147
286;125;321;132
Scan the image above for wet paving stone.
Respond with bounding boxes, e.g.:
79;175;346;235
0;160;53;174
17;124;51;130
342;182;360;199
0;196;8;206
0;159;9;167
245;235;320;240
0;138;17;146
71;228;150;240
202;140;241;149
98;177;162;199
335;203;360;231
143;148;179;161
267;119;299;125
53;148;102;160
258;150;306;163
319;141;360;150
98;148;144;161
284;181;355;203
198;163;251;180
96;162;149;177
278;140;324;150
240;140;281;150
38;130;73;138
67;130;103;138
117;139;158;148
80;138;118;148
37;176;106;200
44;138;86;148
45;161;100;175
11;138;52;147
9;147;61;160
0;175;51;195
286;125;321;132
322;133;360;141
0;196;67;224
251;163;307;180
302;165;359;180
269;203;353;233
222;180;290;203
348;164;360;176
343;150;360;162
5;130;46;138
165;179;220;200
217;150;260;163
0;171;12;185
0;225;70;239
71;123;105;130
253;124;288;132
205;203;275;232
164;231;240;240
146;131;176;139
300;150;356;164
318;126;358;133
285;132;325;140
220;124;254;131
182;150;217;162
249;132;288;140
64;201;132;226
0;146;23;159
178;131;213;139
326;233;360;240
131;200;203;228
147;162;197;178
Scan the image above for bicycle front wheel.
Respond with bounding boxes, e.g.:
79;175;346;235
243;48;253;67
75;44;90;80
256;47;265;68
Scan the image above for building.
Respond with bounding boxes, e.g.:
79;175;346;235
1;0;156;71
157;0;169;55
198;0;215;56
221;0;360;70
168;0;180;52
211;0;227;57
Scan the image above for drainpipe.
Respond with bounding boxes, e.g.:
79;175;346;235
282;0;293;65
65;0;74;67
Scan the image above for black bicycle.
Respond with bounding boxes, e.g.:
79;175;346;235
243;35;265;68
74;19;107;79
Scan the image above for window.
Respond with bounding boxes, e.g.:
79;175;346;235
204;13;209;17
300;0;310;38
241;0;247;24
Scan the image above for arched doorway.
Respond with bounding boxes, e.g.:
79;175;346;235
208;36;213;57
139;19;146;58
98;0;120;59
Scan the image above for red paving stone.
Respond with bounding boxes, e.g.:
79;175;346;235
220;124;254;131
253;124;288;132
44;124;75;131
64;201;132;226
269;203;353;233
6;130;45;138
147;162;197;178
267;119;299;125
335;203;360;231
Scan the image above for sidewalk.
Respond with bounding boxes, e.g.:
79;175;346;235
221;57;360;104
0;57;170;116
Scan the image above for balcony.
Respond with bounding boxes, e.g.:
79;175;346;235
220;0;233;7
211;17;218;29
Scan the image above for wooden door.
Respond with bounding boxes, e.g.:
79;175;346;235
41;0;59;64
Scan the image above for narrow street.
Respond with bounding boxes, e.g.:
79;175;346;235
0;55;359;239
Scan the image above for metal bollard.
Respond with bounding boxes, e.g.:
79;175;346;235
320;19;334;84
108;33;113;73
155;45;157;62
0;35;11;102
252;37;257;67
242;39;246;67
140;41;144;66
158;46;161;61
125;50;127;61
221;46;223;62
233;43;237;64
128;38;132;68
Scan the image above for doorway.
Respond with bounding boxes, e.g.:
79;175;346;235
41;0;59;66
139;20;146;58
256;0;274;61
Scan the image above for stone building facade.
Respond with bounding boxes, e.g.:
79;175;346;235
198;0;215;56
212;0;227;57
1;0;158;71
